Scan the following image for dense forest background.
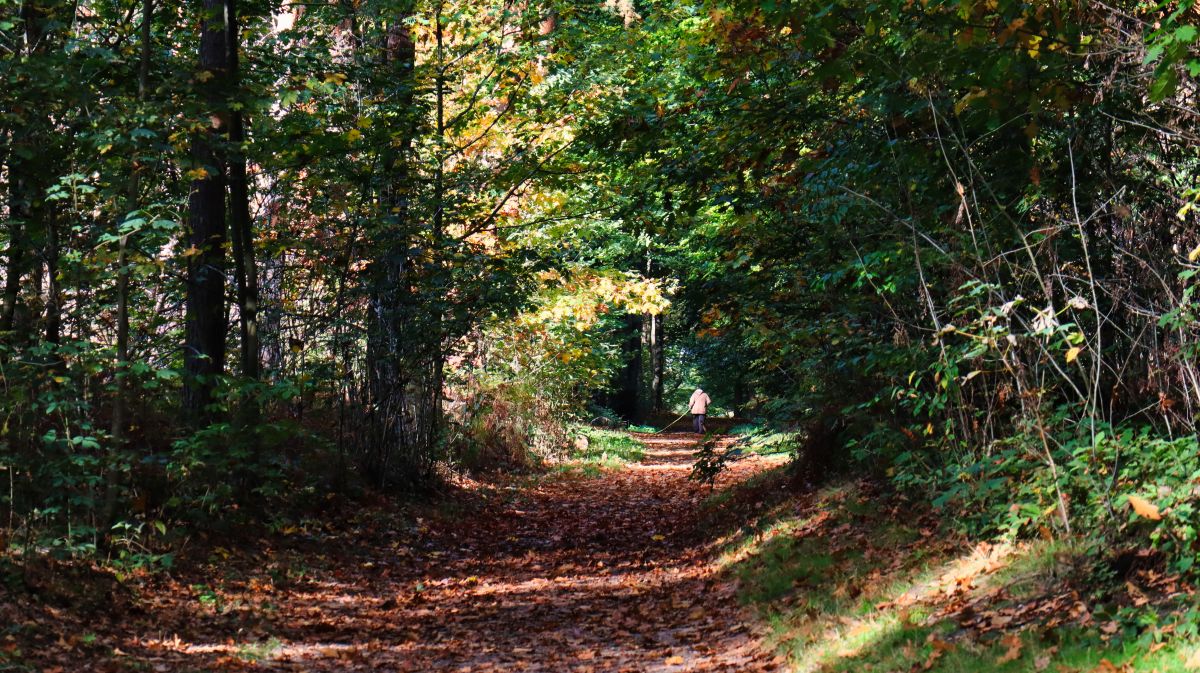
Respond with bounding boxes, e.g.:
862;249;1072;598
3;0;1200;577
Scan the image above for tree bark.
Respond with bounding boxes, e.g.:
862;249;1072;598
650;312;664;412
42;212;61;348
0;142;23;334
103;0;153;534
3;0;62;337
182;0;230;423
364;7;438;487
227;0;259;383
614;313;644;422
1;219;25;334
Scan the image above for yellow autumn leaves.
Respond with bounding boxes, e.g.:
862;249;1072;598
1127;494;1162;521
527;270;671;333
484;269;672;387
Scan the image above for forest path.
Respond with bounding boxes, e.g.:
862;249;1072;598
360;431;788;672
84;431;789;672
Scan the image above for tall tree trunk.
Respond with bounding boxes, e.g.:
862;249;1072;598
364;8;432;487
226;0;262;493
3;0;61;337
103;0;153;535
650;311;664;412
182;0;230;422
614;314;644;422
1;219;25;334
228;115;258;381
227;0;258;383
42;212;61;348
428;0;446;456
0;149;22;334
102;231;131;535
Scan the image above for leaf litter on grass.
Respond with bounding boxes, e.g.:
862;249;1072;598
720;478;1200;673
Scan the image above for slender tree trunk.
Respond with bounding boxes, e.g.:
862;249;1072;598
3;0;60;337
138;0;152;89
42;213;61;348
433;1;445;243
615;314;644;421
650;312;664;412
1;220;25;333
364;8;425;487
102;233;131;533
227;0;259;383
429;0;446;452
0;151;22;334
732;370;748;417
228;116;258;381
225;0;265;501
102;0;153;535
182;0;230;422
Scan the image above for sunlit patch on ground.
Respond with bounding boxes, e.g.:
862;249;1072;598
720;479;1200;673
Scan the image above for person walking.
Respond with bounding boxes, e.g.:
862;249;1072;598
688;387;712;434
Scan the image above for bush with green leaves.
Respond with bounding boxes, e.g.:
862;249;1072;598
446;269;668;468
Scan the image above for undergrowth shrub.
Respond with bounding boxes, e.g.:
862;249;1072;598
885;423;1200;576
827;263;1200;578
1087;430;1200;574
448;381;568;468
447;268;669;469
0;350;345;568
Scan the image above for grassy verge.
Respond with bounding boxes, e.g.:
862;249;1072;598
558;426;646;477
710;478;1200;672
728;422;801;456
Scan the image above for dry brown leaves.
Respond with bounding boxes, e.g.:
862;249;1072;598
3;432;786;672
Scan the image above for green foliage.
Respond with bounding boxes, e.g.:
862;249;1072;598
107;519;175;579
4;0;1200;598
690;436;737;488
1086;431;1200;575
895;425;1200;575
544;0;1200;580
568;426;646;467
1;0;656;555
447;268;668;467
729;423;801;456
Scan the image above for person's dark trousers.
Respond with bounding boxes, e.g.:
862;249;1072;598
693;414;706;433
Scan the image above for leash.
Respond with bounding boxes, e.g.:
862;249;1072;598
653;410;692;434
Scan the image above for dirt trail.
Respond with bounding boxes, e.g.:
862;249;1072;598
12;432;788;672
367;432;787;672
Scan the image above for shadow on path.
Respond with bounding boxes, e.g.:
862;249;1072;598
108;432;788;672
